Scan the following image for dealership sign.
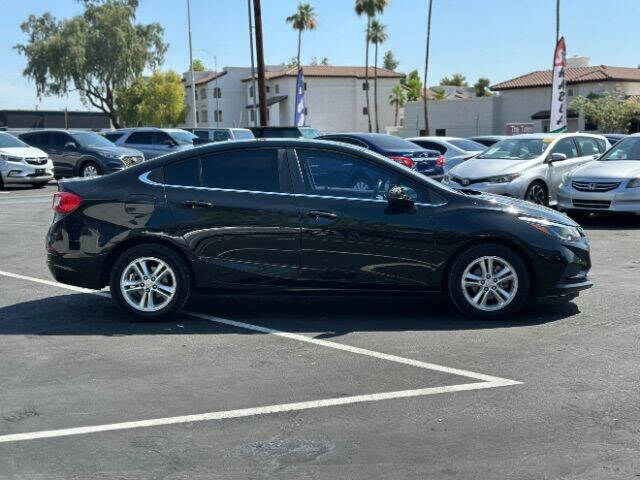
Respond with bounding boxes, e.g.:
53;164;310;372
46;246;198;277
550;37;567;133
506;123;534;135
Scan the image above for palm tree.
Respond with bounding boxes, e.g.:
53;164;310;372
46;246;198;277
368;19;388;133
389;84;406;126
286;3;318;72
422;0;434;136
355;0;388;132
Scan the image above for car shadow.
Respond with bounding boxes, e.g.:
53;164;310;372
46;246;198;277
0;290;580;338
573;213;640;231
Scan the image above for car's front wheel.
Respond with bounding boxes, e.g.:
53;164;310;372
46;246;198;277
109;244;191;321
80;161;102;178
448;244;529;319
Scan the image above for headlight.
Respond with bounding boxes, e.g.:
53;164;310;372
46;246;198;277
626;178;640;188
99;151;123;160
519;216;582;243
0;154;23;163
489;173;520;183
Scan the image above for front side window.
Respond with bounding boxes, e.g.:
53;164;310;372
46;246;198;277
551;138;579;159
213;130;231;141
201;149;280;192
576;137;600;156
126;132;152;144
295;148;428;202
599;137;640;161
51;132;71;148
70;132;115;148
478;138;551;160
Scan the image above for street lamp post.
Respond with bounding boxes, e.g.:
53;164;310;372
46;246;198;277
187;0;197;128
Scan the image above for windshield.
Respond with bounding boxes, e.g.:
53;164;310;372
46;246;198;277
70;132;115;148
372;135;425;150
449;139;485;151
299;128;321;139
477;138;551;160
599;136;640;161
169;130;197;145
232;129;255;140
0;133;28;148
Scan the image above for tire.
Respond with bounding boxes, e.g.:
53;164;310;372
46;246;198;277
0;175;4;190
80;161;102;178
448;243;530;320
524;181;548;205
31;182;47;188
109;244;191;321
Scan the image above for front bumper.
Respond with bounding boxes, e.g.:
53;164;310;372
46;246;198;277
443;178;526;198
1;161;54;184
539;240;592;298
558;183;640;213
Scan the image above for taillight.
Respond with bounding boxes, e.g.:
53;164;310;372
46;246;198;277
53;192;82;214
388;155;414;168
435;155;445;168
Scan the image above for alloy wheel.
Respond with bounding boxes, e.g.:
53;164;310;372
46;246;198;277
461;255;518;312
120;257;176;312
526;184;547;205
82;164;99;177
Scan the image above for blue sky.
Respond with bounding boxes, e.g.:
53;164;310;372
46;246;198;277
2;0;640;110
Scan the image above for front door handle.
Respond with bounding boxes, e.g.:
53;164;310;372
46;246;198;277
307;210;337;220
183;200;214;209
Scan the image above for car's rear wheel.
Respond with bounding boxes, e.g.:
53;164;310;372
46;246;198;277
80;161;101;178
109;244;191;321
448;244;529;319
525;181;548;205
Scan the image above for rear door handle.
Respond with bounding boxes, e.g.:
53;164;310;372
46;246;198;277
183;200;214;209
307;210;337;220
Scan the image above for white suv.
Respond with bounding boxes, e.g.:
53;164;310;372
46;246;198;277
0;132;53;189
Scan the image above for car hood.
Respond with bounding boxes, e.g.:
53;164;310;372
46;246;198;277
93;146;143;157
472;191;579;226
0;146;47;158
450;157;536;178
570;160;640;180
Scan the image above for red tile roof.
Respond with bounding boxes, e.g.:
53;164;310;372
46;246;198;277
491;65;640;90
183;71;227;87
242;66;404;82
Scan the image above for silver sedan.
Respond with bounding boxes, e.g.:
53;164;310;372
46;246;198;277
558;134;640;213
443;133;610;206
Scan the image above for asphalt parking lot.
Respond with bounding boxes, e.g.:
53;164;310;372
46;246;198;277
0;183;639;479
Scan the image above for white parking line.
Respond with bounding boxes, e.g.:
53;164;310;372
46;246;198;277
0;269;521;443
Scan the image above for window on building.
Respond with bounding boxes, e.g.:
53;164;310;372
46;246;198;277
250;109;256;122
214;110;223;122
275;84;280;94
304;82;307;91
249;86;254;98
362;107;368;115
568;88;574;97
200;88;207;99
213;87;222;98
200;110;208;123
266;86;270;93
196;111;200;123
201;149;280;192
362;82;369;91
435;129;446;136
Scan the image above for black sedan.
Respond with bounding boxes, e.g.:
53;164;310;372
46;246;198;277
46;139;592;321
317;133;445;180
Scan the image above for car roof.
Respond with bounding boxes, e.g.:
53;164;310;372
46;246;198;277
407;136;461;142
508;132;607;140
111;127;188;133
321;132;399;139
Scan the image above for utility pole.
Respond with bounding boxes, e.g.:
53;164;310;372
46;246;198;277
556;0;560;43
187;0;197;127
253;0;268;126
247;0;258;126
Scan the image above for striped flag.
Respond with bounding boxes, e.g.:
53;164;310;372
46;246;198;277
550;37;567;133
294;68;306;127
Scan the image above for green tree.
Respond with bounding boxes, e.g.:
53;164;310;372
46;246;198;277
310;56;330;66
433;87;446;100
368;18;388;133
473;77;492;97
116;70;188;127
15;0;167;128
571;93;640;133
389;83;406;125
440;73;468;86
355;0;389;132
286;3;317;71
192;59;206;72
401;69;423;102
383;50;399;70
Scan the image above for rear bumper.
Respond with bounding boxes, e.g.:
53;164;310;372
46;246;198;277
47;252;108;290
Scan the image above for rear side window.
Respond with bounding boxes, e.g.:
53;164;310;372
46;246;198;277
201;149;280;192
595;138;606;153
213;130;231;141
193;130;210;140
551;138;579;159
576;137;601;156
413;140;446;154
22;133;48;146
165;157;200;187
126;132;152;144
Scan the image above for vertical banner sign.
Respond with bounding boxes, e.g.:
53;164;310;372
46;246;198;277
550;37;567;133
294;68;306;127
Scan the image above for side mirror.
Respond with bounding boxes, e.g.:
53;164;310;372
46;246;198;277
549;152;567;163
164;138;177;147
386;186;415;213
64;141;77;150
